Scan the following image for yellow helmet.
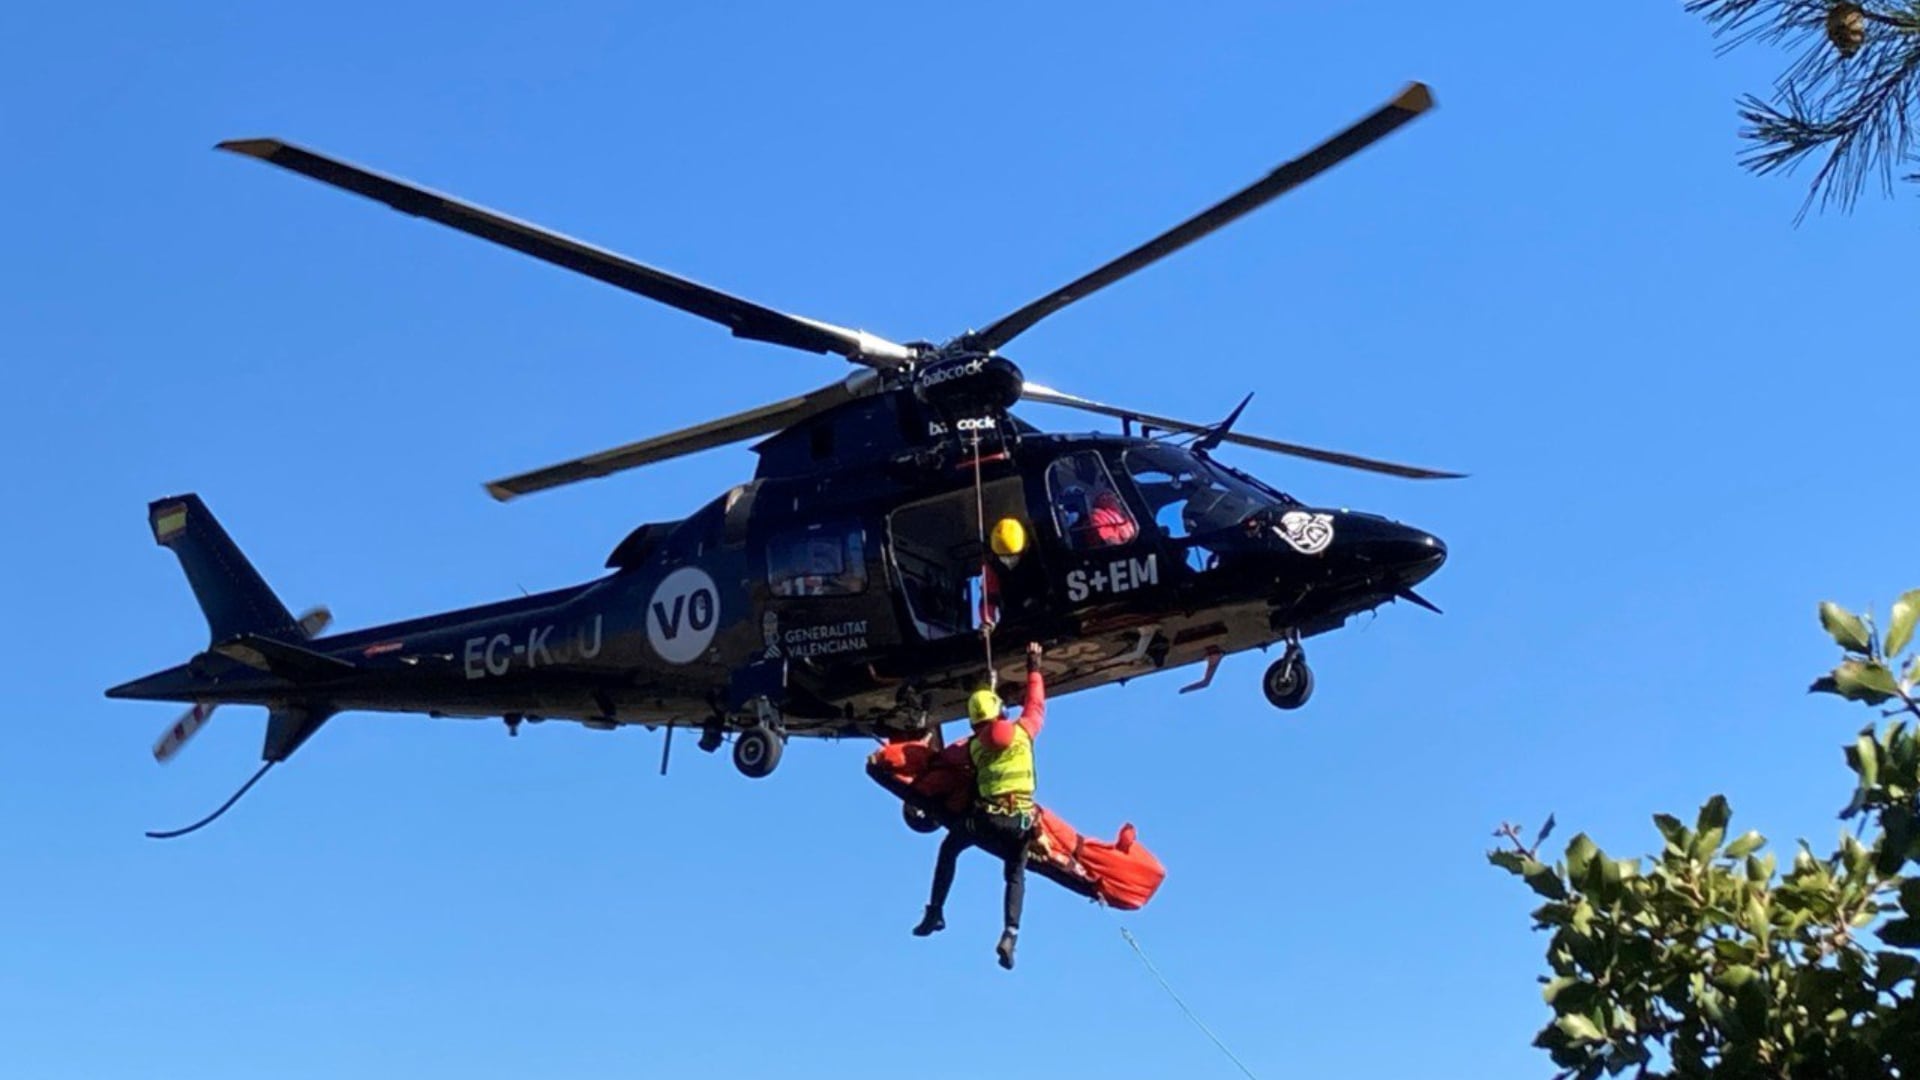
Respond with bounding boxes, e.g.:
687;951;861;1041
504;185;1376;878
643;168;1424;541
989;517;1028;558
967;689;1003;724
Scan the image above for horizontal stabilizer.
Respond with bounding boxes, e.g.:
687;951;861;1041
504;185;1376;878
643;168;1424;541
211;634;356;680
149;606;333;764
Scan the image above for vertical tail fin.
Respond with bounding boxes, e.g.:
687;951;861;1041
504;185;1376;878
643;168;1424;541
149;495;299;642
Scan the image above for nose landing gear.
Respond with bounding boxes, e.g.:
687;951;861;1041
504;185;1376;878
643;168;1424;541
1262;644;1314;710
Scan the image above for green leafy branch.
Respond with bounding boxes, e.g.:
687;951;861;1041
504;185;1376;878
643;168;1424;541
1491;591;1920;1078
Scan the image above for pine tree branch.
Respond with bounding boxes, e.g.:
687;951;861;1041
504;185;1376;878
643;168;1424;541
1688;0;1920;213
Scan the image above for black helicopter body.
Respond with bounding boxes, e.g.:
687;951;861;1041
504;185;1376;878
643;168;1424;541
110;83;1458;811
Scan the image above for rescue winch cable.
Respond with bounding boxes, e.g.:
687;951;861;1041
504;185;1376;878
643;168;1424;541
1108;912;1262;1080
145;761;275;840
967;430;997;690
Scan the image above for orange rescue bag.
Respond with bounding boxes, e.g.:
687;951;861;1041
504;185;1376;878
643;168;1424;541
867;739;1167;911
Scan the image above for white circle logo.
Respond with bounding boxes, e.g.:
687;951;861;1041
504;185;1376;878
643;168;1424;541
646;567;720;664
1276;511;1336;555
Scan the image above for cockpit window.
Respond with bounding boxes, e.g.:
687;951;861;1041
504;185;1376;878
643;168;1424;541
1122;444;1272;538
1046;450;1139;550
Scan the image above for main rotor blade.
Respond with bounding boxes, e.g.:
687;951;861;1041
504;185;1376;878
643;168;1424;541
217;139;915;367
485;372;881;501
1020;382;1462;480
964;83;1434;353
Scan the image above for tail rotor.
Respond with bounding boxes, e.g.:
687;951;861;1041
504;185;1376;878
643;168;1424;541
147;606;332;764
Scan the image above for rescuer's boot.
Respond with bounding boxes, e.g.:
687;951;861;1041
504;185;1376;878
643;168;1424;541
996;927;1018;970
912;906;946;937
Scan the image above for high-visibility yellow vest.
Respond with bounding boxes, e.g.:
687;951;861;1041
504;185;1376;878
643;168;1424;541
971;726;1035;803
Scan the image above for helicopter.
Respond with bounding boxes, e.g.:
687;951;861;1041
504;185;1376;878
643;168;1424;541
109;83;1456;834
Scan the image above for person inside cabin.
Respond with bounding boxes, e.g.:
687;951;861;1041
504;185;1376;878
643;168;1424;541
1055;454;1137;550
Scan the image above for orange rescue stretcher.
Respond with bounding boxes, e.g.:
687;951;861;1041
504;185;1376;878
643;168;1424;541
867;739;1167;910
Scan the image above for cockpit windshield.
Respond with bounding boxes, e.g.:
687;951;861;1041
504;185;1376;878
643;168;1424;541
1122;444;1281;538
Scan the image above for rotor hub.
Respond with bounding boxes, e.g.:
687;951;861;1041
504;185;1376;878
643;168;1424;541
909;352;1025;416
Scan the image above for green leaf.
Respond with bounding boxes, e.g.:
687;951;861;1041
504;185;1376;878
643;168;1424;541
1489;849;1527;876
1731;979;1769;1035
1697;986;1727;1025
1879;917;1920;948
1570;899;1595;937
1825;660;1899;705
1746;894;1772;943
1888;590;1920;659
1821;601;1872;653
1725;831;1766;859
1876;811;1912;875
1654;813;1687;846
1553;1013;1604;1044
1565;833;1599;883
1604;857;1635;887
1691;827;1726;862
1543;976;1598;1013
1697;794;1732;833
1877;951;1920;991
1717;963;1759;990
1900;879;1920;914
1905;654;1920;692
1841;833;1871;876
1713;938;1755;963
1853;733;1881;788
1524;859;1568;900
1542;975;1580;1004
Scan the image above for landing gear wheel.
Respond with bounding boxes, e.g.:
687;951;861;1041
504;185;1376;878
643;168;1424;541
902;803;942;834
733;728;783;778
1263;652;1314;710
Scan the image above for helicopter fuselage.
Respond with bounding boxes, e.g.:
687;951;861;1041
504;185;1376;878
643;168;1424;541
110;390;1445;773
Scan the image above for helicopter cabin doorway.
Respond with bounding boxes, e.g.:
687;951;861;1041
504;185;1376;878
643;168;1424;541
887;477;1029;642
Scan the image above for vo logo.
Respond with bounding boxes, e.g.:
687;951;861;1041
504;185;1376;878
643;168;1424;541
647;567;720;664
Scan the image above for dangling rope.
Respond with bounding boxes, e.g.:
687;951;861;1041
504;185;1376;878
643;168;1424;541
968;429;998;691
146;760;276;839
1108;910;1263;1080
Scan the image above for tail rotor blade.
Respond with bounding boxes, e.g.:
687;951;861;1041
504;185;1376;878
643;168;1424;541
296;606;333;638
153;702;216;764
150;605;332;764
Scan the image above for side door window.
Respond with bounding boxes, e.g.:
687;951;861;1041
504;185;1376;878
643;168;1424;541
762;521;885;660
1045;450;1140;551
767;525;867;597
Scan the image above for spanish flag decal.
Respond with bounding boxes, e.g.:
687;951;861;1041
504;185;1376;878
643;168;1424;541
153;503;189;544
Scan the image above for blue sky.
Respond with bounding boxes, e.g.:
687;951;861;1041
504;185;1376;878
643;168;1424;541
4;3;1915;1077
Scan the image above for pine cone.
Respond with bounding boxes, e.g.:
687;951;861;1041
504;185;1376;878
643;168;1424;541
1827;2;1868;59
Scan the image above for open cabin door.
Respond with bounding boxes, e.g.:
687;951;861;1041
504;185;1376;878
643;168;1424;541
886;476;1033;643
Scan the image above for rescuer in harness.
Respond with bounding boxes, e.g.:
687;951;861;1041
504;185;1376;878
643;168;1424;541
912;640;1047;969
